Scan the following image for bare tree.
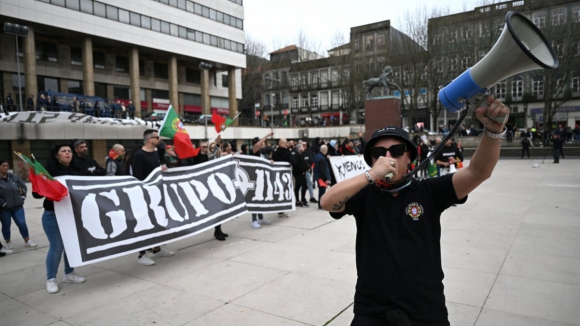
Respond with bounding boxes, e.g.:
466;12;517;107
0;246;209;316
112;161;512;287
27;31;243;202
240;36;269;122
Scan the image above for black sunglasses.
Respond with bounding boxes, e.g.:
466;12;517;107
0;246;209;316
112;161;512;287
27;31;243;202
370;144;407;159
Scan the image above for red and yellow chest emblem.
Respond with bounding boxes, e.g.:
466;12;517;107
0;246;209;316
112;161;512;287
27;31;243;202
406;202;424;221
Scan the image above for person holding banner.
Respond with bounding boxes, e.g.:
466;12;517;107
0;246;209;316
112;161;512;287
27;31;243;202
320;98;509;325
36;144;88;293
129;129;175;266
272;138;296;218
249;131;274;228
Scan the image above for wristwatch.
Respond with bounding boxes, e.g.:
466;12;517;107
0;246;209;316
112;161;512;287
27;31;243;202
484;126;507;139
365;170;375;184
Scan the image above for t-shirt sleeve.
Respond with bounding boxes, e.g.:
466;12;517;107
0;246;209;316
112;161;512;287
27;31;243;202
427;174;467;213
329;186;366;220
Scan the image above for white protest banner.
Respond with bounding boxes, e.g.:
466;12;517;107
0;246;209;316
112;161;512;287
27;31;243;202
0;111;155;126
54;156;247;267
53;155;296;267
329;155;370;183
234;154;294;213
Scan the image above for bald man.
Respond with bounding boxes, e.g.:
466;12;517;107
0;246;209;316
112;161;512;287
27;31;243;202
272;138;297;217
106;144;126;176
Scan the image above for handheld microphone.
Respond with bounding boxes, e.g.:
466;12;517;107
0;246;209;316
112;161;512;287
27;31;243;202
385;172;393;182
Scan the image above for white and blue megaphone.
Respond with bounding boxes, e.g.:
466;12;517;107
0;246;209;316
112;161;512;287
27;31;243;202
438;11;559;124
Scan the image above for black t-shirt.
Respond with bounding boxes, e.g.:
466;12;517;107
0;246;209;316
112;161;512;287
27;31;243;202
130;149;160;181
435;145;463;167
330;174;467;321
192;153;209;165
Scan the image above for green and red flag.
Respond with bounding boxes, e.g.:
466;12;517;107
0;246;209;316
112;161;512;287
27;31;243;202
159;106;199;159
15;152;68;202
212;112;234;133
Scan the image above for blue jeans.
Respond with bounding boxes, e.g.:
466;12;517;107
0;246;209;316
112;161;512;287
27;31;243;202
1;207;29;240
42;210;73;280
252;213;264;222
305;171;314;199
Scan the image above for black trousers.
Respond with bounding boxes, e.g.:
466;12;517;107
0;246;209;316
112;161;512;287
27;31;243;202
318;182;327;209
294;173;307;203
521;147;530;158
351;313;450;326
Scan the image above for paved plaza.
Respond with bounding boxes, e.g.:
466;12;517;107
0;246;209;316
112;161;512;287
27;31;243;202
1;158;579;326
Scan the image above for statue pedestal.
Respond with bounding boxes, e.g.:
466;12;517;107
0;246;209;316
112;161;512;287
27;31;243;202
364;96;401;140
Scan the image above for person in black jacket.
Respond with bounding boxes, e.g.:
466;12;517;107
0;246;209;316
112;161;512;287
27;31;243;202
302;141;317;203
272;138;296;217
27;95;35;111
292;144;309;207
552;134;564;163
105;144;126;176
73;140;106;176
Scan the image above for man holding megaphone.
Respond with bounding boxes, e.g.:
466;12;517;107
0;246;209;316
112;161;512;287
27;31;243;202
320;10;558;326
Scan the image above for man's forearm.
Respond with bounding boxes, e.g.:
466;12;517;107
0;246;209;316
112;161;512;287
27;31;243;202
320;173;368;212
468;134;501;180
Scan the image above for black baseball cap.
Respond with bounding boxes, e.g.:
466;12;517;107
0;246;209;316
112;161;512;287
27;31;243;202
252;137;260;145
363;126;418;166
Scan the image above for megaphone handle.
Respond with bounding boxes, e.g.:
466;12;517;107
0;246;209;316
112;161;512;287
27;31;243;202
471;94;509;125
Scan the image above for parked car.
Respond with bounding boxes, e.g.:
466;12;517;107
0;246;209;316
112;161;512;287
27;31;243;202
196;115;214;125
144;112;166;121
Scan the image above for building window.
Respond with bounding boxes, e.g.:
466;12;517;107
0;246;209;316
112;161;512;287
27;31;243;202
142;16;151;29
186;1;194;12
179;26;187;38
532;11;546;28
532;76;544;97
170;24;178;37
154;63;168;79
68;80;83;94
151;18;161;32
186;68;200;83
462;27;472;40
301;96;308;107
178;0;186;10
118;9;130;24
36;42;58;62
152;89;169;99
71;47;82;66
572;77;580;93
66;0;80;11
80;0;93;14
480;23;490;37
434;58;443;73
222;74;228;88
52;0;65;6
94;52;105;69
433;33;442;45
511;76;523;100
377;33;386;49
292;97;298;109
448;31;458;43
365;35;374;51
116;56;129;73
493;79;507;100
37;76;59;93
94;1;105;17
461;56;470;70
552;8;567;26
130;12;141;27
106;5;118;21
161;21;170;34
552;42;565;58
573;6;580;23
311;94;318;107
572;42;580;57
113;86;130;99
139;59;145;76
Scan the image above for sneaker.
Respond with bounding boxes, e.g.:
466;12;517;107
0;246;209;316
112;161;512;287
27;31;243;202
63;273;86;283
296;202;303;207
302;201;310;207
309;198;318;203
252;221;261;229
278;212;289;218
138;255;156;266
5;243;12;250
25;240;37;248
258;219;271;225
151;248;175;257
0;247;14;255
46;278;59;294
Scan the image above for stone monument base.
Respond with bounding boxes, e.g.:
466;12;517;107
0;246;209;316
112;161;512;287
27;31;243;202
364;96;401;141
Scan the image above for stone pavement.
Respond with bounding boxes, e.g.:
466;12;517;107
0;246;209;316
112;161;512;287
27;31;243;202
1;158;579;326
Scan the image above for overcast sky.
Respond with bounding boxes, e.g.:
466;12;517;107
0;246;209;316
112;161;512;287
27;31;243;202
244;0;484;55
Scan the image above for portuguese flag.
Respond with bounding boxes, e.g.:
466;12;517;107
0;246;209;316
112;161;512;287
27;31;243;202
15;152;68;202
159;106;199;159
212;112;233;133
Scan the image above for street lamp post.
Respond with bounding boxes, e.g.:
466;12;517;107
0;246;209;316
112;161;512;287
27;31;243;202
199;62;213;138
4;23;29;112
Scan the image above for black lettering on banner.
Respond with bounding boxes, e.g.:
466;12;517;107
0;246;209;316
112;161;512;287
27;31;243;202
55;156;250;267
